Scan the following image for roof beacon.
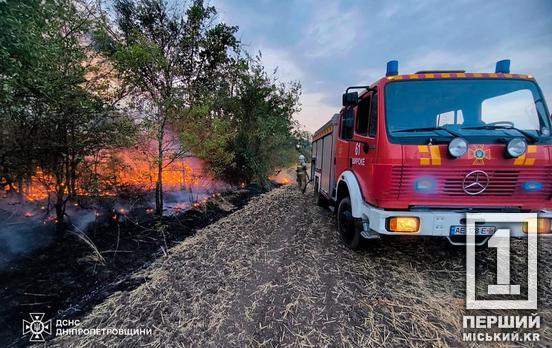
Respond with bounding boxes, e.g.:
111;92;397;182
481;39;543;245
495;59;511;74
386;60;398;76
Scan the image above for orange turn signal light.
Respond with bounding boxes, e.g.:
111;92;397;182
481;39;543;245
388;217;420;233
522;218;551;234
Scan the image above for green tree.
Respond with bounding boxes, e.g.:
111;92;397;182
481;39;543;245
96;0;240;215
0;0;135;232
0;0;54;192
180;55;302;186
233;57;302;185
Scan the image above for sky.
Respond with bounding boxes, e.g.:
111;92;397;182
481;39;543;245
212;0;552;133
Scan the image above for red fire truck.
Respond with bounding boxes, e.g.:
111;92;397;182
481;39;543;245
312;60;552;249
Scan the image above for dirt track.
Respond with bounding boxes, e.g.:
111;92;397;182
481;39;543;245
51;185;552;347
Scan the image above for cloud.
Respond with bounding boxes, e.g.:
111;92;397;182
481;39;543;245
400;47;552;75
379;3;401;18
356;68;384;86
210;0;552;132
257;47;305;81
295;92;337;133
400;50;476;73
301;2;362;58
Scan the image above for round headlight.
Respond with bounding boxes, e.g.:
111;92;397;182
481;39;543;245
448;137;468;158
506;138;527;158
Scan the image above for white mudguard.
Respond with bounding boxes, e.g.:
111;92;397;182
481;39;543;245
338;171;364;218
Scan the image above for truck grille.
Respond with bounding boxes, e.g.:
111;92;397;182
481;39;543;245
397;167;552;202
443;170;518;196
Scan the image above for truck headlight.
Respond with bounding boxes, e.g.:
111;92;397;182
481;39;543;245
448;137;468;158
506;138;527;158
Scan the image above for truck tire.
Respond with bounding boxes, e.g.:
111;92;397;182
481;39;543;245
314;179;327;207
337;197;362;250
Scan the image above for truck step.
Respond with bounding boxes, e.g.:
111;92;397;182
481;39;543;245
361;230;380;240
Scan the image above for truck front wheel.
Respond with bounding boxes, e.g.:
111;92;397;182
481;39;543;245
337;197;362;250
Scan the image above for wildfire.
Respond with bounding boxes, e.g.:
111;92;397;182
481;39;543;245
268;169;292;186
113;149;200;191
6;150;208;203
6;167;55;201
43;215;57;224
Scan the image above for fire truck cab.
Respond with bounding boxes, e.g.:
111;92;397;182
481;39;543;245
312;60;552;249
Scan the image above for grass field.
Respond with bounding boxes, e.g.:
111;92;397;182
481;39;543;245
51;185;552;347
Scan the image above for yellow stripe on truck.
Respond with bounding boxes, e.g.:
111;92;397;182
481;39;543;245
430;145;441;165
418;145;441;166
514;146;537;166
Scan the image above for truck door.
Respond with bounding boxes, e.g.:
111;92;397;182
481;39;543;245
336;107;354;183
349;91;378;203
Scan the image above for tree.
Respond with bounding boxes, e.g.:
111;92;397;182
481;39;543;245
232;57;302;184
0;0;135;233
96;0;240;215
180;55;302;186
0;0;54;193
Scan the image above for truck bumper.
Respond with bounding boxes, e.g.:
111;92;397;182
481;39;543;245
359;202;552;239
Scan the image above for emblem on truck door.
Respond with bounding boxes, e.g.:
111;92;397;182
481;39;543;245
462;170;489;195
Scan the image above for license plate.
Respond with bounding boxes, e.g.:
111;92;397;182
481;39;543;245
450;225;496;236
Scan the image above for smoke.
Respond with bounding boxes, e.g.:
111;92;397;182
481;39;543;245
67;208;98;233
0;195;98;272
0;156;233;272
0;197;56;272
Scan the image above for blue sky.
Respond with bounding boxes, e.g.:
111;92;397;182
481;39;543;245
213;0;552;132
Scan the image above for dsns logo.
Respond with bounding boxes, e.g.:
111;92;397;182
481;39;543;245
22;313;52;342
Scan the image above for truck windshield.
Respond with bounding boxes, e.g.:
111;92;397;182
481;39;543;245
385;79;551;144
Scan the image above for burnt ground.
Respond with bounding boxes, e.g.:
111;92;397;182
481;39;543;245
0;185;267;347
48;185;552;347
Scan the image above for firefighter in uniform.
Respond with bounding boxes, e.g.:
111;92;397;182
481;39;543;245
296;154;307;190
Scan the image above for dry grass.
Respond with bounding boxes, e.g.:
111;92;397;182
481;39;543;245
51;186;552;347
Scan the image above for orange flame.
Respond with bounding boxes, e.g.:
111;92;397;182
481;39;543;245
3;148;210;203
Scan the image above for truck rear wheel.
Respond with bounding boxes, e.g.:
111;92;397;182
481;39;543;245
314;179;327;207
337;197;362;250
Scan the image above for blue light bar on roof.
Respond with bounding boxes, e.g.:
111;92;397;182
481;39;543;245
386;60;398;76
495;59;511;74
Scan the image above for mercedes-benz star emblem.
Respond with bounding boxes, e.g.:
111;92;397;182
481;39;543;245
462;170;489;195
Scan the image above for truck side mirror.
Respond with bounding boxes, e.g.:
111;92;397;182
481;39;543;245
342;92;359;106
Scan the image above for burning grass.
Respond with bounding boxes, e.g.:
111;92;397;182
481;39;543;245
1;152;222;203
48;186;552;347
268;167;296;186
